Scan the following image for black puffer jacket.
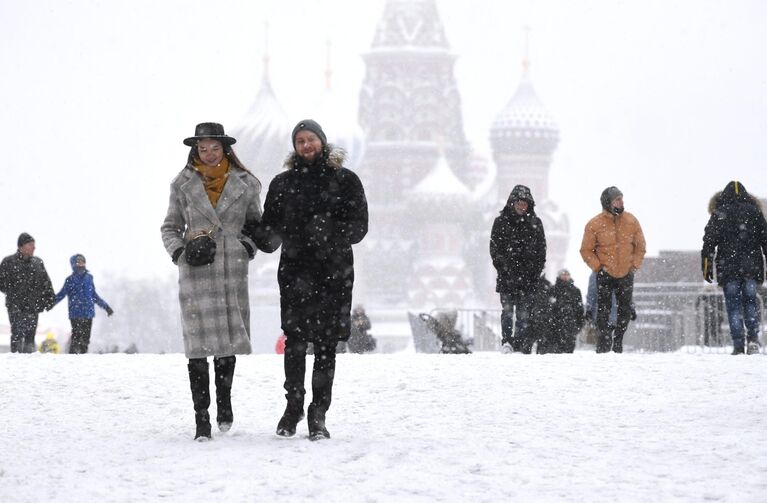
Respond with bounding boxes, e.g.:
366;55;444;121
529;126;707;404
549;277;585;352
245;146;368;343
702;181;767;286
0;252;55;313
489;185;547;294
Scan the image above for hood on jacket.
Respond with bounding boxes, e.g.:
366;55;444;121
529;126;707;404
504;184;536;215
283;144;346;171
69;254;87;273
708;181;764;214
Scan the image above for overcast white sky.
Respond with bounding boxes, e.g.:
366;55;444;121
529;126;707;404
1;0;766;327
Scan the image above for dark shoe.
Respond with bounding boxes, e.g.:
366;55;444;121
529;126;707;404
214;356;236;432
195;411;212;441
747;338;761;355
307;404;330;441
732;346;745;355
276;404;305;437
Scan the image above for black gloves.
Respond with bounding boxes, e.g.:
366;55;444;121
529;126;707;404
106;306;114;317
172;248;184;264
241;240;255;259
702;255;714;283
630;306;637;321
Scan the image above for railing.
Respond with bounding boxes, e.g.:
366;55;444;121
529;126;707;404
428;290;766;353
628;290;765;353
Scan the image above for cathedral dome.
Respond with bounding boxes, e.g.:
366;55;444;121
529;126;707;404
490;65;559;155
230;72;292;186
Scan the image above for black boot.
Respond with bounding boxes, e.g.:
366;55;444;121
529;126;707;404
307;404;330;441
732;345;745;355
612;334;624;353
276;392;305;437
214;356;235;432
596;331;613;353
188;358;211;441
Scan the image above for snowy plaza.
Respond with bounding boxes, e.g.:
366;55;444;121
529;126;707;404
2;350;766;502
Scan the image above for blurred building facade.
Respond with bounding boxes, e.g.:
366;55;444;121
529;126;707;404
233;0;571;343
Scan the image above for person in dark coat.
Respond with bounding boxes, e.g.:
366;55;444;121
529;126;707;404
0;233;55;353
245;119;368;440
702;181;767;355
52;254;113;354
161;122;263;440
347;305;376;354
548;269;585;353
527;276;554;354
489;185;546;353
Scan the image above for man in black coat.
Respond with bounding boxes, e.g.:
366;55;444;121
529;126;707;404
489;185;547;353
548;269;585;353
245;119;368;439
0;233;55;353
702;181;767;355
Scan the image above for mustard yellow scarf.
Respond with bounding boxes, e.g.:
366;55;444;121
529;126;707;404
193;157;230;208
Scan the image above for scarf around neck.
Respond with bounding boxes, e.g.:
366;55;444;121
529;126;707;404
193;157;230;208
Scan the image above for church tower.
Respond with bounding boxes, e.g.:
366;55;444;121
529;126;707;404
489;37;569;279
357;0;472;305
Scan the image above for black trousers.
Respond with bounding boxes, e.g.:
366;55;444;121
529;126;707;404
284;336;337;411
69;318;93;354
596;271;634;352
8;308;38;353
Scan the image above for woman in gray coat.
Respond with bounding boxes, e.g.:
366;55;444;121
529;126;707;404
161;122;262;441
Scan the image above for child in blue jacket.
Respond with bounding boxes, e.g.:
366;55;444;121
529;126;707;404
53;254;113;353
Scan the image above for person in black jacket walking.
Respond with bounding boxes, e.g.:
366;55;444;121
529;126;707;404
489;185;546;353
0;233;55;353
548;269;585;353
245;119;368;440
702;181;767;355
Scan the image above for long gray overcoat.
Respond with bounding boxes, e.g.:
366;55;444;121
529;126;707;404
161;165;262;358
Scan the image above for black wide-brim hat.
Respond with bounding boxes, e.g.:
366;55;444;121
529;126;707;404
183;122;237;146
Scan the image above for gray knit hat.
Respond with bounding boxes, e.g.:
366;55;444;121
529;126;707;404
291;119;327;148
17;232;34;248
600;186;623;211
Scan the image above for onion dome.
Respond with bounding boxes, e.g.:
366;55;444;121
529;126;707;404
490;60;559;155
410;150;470;207
230;42;292;186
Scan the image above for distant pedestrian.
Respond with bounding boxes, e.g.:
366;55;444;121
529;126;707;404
245;119;368;440
161;122;263;440
548;269;585;353
0;233;55;353
489;185;547;353
347;305;376;354
580;187;646;353
52;254;113;354
702;181;767;355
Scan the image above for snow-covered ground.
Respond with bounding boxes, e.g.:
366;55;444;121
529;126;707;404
2;350;766;502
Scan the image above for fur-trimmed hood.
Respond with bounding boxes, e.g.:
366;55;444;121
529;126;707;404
708;182;763;214
283;144;347;171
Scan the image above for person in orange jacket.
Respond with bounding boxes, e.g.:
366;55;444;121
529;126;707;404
580;187;646;353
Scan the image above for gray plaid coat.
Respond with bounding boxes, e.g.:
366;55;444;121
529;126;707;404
161;165;262;358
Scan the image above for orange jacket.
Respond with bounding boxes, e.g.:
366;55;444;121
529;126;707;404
580;210;646;278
